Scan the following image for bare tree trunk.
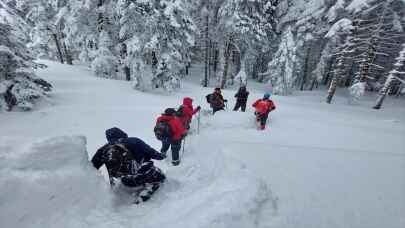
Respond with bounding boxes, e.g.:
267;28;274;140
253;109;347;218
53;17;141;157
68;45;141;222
300;44;311;90
208;39;212;81
220;37;232;89
213;45;219;75
52;33;64;64
61;39;73;65
373;75;395;109
203;13;209;87
309;78;318;91
326;57;344;104
326;74;338;104
124;66;131;81
322;56;334;85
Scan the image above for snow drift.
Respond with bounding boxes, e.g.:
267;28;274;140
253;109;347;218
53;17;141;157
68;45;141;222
0;136;112;228
0;135;274;228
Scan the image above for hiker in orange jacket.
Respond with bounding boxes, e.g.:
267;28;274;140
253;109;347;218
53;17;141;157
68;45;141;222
252;93;276;130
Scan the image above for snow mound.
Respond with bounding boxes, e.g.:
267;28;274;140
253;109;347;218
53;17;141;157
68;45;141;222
0;134;274;228
0;136;112;228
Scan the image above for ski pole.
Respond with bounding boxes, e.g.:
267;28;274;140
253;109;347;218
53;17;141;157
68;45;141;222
197;110;201;134
181;137;186;160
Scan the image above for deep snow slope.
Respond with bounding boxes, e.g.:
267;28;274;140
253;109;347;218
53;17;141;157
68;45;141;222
1;61;405;228
0;61;274;228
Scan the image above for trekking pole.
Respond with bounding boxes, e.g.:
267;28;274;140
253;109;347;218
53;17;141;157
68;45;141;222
181;137;186;160
197;110;201;134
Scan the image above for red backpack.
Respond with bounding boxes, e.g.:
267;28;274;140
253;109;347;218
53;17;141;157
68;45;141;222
255;100;270;114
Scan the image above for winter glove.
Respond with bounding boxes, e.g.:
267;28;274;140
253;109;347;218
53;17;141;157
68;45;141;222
196;106;201;111
155;152;166;160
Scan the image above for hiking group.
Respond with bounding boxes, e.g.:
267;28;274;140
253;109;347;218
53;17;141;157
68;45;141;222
91;86;276;203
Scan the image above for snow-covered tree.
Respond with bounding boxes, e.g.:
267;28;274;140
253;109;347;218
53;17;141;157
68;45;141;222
373;43;405;109
216;0;279;88
91;31;117;78
325;20;355;103
348;1;404;101
0;22;51;111
264;27;297;95
118;0;195;91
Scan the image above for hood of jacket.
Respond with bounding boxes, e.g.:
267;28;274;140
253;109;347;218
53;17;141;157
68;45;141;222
105;127;128;144
183;97;193;107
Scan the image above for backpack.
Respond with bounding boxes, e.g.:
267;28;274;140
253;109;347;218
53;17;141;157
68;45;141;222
104;143;139;177
205;94;212;103
255;100;270;114
175;105;184;117
154;120;172;140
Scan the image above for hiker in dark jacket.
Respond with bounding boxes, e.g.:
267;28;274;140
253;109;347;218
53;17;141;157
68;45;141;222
206;87;227;114
233;86;249;112
155;108;187;166
91;127;166;202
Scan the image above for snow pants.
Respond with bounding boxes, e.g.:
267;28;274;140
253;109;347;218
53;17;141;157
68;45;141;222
161;138;182;165
119;165;166;203
212;106;224;114
255;112;269;129
233;100;247;112
121;166;166;187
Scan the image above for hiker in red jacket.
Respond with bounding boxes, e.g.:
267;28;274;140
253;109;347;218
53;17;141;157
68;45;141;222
177;97;201;130
155;108;187;166
252;93;276;130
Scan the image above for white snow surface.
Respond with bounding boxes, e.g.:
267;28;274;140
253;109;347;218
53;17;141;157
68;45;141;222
1;61;405;228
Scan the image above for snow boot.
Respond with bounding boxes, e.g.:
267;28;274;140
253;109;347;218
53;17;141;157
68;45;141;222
132;183;161;204
172;160;180;166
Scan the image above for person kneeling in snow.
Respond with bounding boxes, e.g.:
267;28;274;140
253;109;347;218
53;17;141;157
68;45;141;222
155;108;187;166
252;93;276;130
92;127;166;203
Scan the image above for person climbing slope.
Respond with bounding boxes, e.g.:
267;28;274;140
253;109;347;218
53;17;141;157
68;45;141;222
155;108;187;166
91;127;166;203
233;86;249;112
206;87;227;114
252;93;276;130
176;97;201;130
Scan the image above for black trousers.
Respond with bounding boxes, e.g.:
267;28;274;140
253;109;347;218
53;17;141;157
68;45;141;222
121;166;166;187
161;138;182;162
256;112;269;126
212;106;224;114
233;100;247;112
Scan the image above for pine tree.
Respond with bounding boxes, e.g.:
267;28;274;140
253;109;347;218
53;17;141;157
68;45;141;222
326;35;355;103
373;43;405;109
0;22;52;111
264;27;297;95
348;1;404;101
118;0;195;91
91;31;118;78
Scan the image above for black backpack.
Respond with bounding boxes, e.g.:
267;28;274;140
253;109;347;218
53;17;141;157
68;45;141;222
104;143;139;178
154;120;172;140
205;94;212;103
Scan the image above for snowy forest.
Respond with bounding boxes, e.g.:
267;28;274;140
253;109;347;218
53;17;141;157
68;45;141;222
1;0;405;111
1;1;405;228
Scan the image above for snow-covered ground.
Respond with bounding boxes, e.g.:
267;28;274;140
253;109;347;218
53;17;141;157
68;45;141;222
1;61;405;228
